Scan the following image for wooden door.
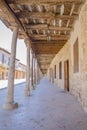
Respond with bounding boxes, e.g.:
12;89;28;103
64;60;69;91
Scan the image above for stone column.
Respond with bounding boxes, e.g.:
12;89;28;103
38;65;40;83
24;40;31;96
3;26;19;110
36;60;39;84
33;55;36;89
31;51;34;89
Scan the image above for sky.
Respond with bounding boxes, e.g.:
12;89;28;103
0;20;27;65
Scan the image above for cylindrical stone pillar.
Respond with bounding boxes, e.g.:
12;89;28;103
33;55;36;89
24;40;31;96
31;51;34;89
3;26;19;110
35;59;38;85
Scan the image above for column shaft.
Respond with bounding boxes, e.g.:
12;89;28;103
35;59;38;85
25;42;30;96
33;56;36;89
3;26;19;110
31;52;34;89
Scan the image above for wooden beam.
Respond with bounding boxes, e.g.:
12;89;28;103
49;26;72;31
30;34;70;40
34;46;64;50
27;24;48;29
40;63;51;66
30;34;69;37
34;44;65;47
40;69;47;71
26;24;72;31
31;37;69;41
35;49;61;54
38;60;53;63
18;12;78;20
9;0;84;5
34;47;64;51
0;0;27;38
38;56;53;58
31;40;66;44
35;50;63;54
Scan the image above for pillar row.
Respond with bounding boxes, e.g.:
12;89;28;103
3;26;19;110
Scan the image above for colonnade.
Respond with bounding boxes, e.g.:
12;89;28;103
3;26;43;110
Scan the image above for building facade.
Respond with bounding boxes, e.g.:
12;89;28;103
47;1;87;112
0;48;26;80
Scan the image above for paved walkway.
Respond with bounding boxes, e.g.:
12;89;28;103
0;77;87;130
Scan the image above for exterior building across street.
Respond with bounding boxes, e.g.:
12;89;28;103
0;47;26;80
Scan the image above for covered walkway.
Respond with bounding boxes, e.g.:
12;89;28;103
0;77;87;130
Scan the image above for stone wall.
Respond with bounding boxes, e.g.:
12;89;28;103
47;0;87;112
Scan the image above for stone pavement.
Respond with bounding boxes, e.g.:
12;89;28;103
0;77;87;130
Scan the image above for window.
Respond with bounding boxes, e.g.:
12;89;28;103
59;62;62;79
73;38;79;73
54;65;56;79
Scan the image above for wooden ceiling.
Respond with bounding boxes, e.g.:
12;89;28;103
0;0;85;74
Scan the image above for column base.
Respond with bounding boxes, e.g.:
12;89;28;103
24;88;30;96
31;85;35;90
33;84;36;90
25;92;30;96
3;102;18;110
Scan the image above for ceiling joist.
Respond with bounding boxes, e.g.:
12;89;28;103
18;12;78;20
